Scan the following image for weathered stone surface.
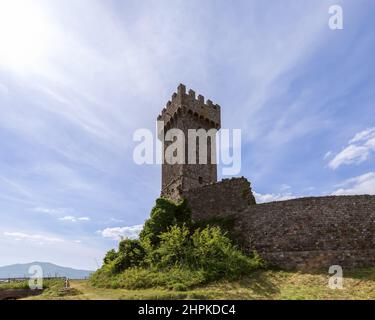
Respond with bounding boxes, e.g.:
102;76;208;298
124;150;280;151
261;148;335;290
234;195;375;270
183;177;256;220
184;193;375;270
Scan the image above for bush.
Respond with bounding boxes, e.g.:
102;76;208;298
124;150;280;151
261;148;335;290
107;239;145;273
190;226;260;280
155;225;262;281
91;267;207;290
103;249;117;264
91;197;263;290
154;225;191;268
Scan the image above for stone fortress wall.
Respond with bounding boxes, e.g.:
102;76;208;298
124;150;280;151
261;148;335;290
159;84;375;270
241;195;375;270
183;177;256;220
185;188;375;270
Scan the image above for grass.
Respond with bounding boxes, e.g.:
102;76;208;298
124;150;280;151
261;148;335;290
23;267;375;300
0;278;65;291
0;280;30;290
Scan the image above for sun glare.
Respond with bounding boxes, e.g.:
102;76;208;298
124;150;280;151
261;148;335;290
0;0;51;71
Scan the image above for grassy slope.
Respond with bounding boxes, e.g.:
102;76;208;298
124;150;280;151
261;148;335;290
24;267;375;300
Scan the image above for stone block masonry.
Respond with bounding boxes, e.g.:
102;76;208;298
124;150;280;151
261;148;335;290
183;177;256;221
233;195;375;270
185;186;375;269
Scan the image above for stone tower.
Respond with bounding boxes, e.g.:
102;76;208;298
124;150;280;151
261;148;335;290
157;84;221;201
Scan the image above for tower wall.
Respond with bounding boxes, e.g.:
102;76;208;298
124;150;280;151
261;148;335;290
158;84;221;200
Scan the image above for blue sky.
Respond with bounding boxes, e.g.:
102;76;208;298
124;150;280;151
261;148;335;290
0;0;374;269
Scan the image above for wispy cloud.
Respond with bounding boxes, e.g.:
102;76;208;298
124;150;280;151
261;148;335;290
33;207;90;223
3;232;63;243
109;218;124;223
0;175;35;201
99;225;144;241
328;128;375;170
0;228;107;269
254;191;297;204
59;216;91;223
332;172;375;196
33;207;69;215
349;128;375;144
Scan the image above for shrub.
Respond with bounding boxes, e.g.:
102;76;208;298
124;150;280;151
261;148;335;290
91;197;263;290
108;239;146;273
190;226;258;280
103;249;117;264
154;225;191;268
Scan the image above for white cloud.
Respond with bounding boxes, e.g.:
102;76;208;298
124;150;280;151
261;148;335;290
33;207;69;215
329;145;370;169
324;151;333;160
0;229;106;270
78;217;90;221
332;172;375;196
349;128;375;144
3;232;63;243
33;207;90;222
254;191;296;204
99;225;144;241
328;127;375;169
109;217;124;223
59;216;90;222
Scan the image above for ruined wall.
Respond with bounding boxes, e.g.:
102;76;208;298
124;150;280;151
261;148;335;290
185;190;375;270
236;195;375;270
183;177;256;221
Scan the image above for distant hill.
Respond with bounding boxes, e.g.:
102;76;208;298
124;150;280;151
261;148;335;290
0;262;94;279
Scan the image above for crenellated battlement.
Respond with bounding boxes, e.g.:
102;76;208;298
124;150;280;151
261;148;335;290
157;84;221;130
